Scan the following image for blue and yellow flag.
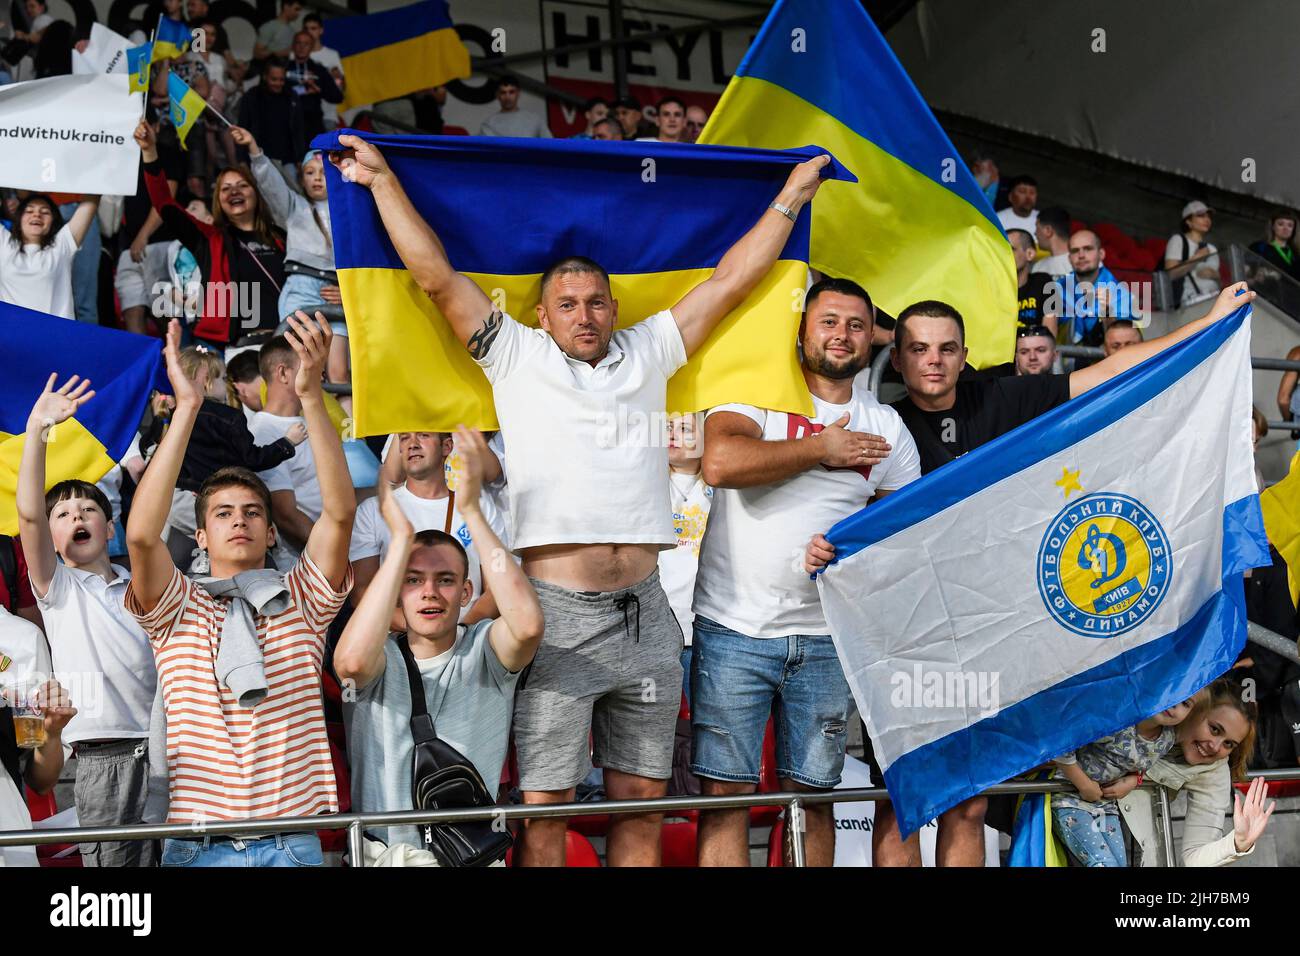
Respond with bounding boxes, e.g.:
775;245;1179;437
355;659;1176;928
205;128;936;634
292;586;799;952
315;131;854;436
699;0;1017;370
127;41;153;94
168;73;206;149
325;0;470;112
152;15;190;61
0;302;167;535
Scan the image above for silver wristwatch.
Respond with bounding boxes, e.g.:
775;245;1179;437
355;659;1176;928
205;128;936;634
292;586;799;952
769;200;797;222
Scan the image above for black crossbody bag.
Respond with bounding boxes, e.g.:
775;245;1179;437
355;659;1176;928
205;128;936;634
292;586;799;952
395;634;513;867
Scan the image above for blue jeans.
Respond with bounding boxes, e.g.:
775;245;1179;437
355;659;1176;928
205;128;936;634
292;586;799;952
160;831;323;867
689;615;852;789
60;201;99;324
1053;805;1127;867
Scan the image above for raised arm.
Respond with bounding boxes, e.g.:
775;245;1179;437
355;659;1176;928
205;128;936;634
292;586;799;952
334;479;412;690
133;119;209;254
453;427;543;671
701;410;889;490
286;310;356;588
64;198;101;248
1069;283;1255;398
17;375;96;597
328;134;492;348
235;127;300;226
126;321;203;613
671;155;829;357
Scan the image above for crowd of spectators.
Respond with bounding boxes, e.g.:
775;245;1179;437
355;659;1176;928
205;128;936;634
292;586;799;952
0;5;1292;871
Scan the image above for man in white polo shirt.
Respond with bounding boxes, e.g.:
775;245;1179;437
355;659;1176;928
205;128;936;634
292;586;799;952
330;132;829;866
692;278;920;866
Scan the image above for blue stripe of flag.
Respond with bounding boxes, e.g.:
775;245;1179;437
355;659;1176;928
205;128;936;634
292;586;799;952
314;130;854;275
735;0;998;229
325;0;456;59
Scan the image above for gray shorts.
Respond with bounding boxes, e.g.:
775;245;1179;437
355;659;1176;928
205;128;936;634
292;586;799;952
513;569;684;793
73;738;157;867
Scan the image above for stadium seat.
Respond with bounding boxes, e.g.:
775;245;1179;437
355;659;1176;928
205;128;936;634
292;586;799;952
660;820;698;866
1234;778;1300;799
505;829;601;867
441;125;470;136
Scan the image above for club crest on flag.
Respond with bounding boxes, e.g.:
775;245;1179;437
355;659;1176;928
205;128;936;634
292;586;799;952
1037;492;1173;637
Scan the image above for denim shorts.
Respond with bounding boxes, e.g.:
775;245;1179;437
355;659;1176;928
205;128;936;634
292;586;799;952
689;615;852;789
160;831;323;867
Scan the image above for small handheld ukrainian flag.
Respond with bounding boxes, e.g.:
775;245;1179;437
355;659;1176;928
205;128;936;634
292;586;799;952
152;15;191;61
126;41;153;94
168;72;206;149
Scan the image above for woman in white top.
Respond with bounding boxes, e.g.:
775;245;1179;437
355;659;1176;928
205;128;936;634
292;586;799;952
1119;676;1275;866
0;194;99;319
1164;200;1221;308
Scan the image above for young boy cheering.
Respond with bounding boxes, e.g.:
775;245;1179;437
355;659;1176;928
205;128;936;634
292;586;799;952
125;314;355;867
335;427;544;863
17;375;157;866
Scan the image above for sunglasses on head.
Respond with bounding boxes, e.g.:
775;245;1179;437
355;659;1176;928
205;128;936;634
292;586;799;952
1017;325;1053;339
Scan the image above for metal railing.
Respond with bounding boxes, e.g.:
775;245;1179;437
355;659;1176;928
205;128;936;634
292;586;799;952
2;768;1296;868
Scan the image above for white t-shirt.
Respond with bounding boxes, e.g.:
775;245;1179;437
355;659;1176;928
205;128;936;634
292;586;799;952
0;606;48;867
692;382;922;638
0;226;79;319
0;604;50;691
250;410;322;521
658;470;712;645
1031;252;1071;277
998;207;1038;234
33;564;155;744
310;46;342;75
483;430;513;548
348;484;507;620
1165;234;1221;306
474;310;688;552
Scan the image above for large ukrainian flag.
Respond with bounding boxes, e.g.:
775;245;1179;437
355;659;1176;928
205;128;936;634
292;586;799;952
0;302;167;534
699;0;1017;370
315;131;853;436
326;0;470;112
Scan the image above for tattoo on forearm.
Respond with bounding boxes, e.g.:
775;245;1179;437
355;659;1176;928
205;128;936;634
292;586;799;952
468;310;503;359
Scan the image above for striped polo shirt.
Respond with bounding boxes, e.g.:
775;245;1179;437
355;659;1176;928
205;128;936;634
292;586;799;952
126;556;351;824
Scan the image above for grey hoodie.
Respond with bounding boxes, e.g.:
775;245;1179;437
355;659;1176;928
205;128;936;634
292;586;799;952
250;151;335;274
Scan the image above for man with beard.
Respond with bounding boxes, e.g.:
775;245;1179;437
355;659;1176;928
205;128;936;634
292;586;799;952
689;278;921;866
806;283;1256;868
329;133;830;867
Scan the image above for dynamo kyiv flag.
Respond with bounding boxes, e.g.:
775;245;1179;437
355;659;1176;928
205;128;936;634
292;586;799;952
816;305;1268;837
